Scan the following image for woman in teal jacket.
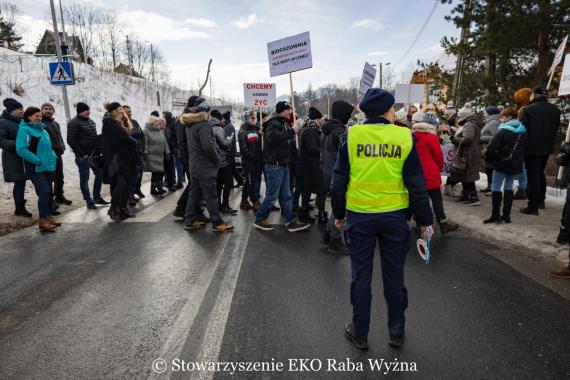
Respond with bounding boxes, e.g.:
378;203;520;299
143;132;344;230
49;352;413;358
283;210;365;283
16;106;59;231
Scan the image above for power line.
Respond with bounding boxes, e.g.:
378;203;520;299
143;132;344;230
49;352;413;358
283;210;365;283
395;0;440;67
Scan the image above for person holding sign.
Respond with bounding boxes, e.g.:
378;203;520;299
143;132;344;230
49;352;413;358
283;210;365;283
253;101;310;233
331;88;433;350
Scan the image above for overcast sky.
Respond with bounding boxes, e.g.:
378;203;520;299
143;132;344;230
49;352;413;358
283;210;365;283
15;0;459;101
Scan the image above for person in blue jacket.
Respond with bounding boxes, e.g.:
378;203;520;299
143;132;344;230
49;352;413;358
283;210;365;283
331;88;433;350
16;106;59;232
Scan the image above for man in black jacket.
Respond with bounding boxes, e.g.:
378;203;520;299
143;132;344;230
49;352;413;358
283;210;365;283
67;102;108;209
173;96;200;218
319;100;354;254
238;111;263;210
223;111;242;187
42;103;72;210
520;86;561;215
253;101;310;233
163;111;177;192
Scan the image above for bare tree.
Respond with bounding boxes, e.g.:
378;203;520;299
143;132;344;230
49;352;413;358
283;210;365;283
101;11;123;68
63;2;103;62
131;37;150;77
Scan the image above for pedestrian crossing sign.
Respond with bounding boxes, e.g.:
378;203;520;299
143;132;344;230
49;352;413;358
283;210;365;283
49;61;74;86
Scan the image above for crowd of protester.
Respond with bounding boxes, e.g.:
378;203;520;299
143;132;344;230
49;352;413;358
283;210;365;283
0;82;568;277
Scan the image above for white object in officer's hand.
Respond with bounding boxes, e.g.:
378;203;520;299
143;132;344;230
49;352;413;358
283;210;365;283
417;227;432;264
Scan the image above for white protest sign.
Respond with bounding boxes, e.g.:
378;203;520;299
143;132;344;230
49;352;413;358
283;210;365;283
558;54;570;97
395;84;425;105
243;83;277;107
440;143;456;176
267;31;312;77
358;63;377;98
547;35;568;89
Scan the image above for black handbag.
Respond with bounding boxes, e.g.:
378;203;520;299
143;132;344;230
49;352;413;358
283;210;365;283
450;142;467;175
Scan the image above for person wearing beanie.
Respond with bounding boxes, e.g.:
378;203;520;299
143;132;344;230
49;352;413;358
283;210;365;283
298;118;322;224
253;101;310;233
449;103;483;206
330;88;433;350
238;111;263;211
150;110;160;117
67;102;109;209
480;106;502;194
0;98;32;217
180;98;233;232
41;103;72;212
308;106;323;122
143;114;170;196
318;100;354;254
210;109;235;214
411;111;459;234
519;85;562;216
16;106;59;231
483;107;527;225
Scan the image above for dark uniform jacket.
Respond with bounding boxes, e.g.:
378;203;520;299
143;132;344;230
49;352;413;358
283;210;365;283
330;116;433;226
519;96;561;156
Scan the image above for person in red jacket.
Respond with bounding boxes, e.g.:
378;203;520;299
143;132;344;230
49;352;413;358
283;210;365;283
412;111;459;234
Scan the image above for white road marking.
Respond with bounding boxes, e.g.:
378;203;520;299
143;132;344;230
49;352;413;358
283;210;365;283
124;193;179;223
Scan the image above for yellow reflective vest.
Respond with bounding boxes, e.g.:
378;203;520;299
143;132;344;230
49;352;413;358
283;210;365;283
346;124;413;213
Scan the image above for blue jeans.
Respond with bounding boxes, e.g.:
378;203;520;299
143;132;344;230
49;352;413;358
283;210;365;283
75;154;102;203
491;170;515;192
174;155;185;183
255;164;296;224
517;164;528;190
29;172;51;218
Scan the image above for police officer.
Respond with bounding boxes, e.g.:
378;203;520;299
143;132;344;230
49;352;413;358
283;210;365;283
331;88;433;350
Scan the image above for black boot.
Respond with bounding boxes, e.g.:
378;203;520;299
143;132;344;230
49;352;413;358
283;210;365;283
463;191;481;206
150;182;160;195
299;209;316;223
502;190;513;223
14;200;33;217
483;192;503;224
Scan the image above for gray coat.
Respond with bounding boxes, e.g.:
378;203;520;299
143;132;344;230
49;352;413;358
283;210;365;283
181;111;220;179
143;123;169;173
211;117;231;168
451;115;483;183
480;114;500;146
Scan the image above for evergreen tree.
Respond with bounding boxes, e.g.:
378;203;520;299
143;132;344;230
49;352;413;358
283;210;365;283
0;2;22;51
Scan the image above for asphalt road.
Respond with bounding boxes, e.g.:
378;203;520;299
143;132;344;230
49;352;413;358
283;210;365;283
0;189;568;379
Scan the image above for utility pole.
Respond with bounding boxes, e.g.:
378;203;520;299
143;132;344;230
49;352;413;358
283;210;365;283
379;62;383;88
452;0;473;107
49;0;71;121
58;0;66;43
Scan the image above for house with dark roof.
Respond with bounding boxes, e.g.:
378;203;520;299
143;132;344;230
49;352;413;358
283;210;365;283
34;30;84;62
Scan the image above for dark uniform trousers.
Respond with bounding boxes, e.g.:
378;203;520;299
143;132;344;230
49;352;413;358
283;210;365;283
345;209;410;337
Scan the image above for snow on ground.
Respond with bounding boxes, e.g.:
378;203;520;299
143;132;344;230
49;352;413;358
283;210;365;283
0;48;184;234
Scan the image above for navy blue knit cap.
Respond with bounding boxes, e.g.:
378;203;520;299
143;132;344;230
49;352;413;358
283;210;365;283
485;106;500;115
3;98;23;112
359;88;395;116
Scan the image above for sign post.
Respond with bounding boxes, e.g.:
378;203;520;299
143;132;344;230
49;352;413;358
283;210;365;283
547;35;568;90
49;0;71;121
358;63;377;99
557;54;570;182
267;31;313;124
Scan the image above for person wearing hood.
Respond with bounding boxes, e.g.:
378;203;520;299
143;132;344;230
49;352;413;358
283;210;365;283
101;102;138;220
181;98;233;232
483;108;527;224
480;106;501;194
412;111;459;234
211;109;236;215
331;88;433;350
0;98;33;217
253;101;310;233
520;86;561;215
450;103;483;206
143;115;170;196
298;117;322;223
16;107;58;231
238;111;262;211
41;103;71;212
319;100;354;254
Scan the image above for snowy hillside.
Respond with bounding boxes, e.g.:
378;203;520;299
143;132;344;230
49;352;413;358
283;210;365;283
0;47;185;179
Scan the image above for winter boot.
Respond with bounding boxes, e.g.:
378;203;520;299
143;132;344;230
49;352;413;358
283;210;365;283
556;227;569;245
463;191;481;206
49;198;61;216
513;189;527;200
14;200;33;217
439;218;459;234
55;195;73;205
317;211;329;225
299;209;316;223
502;190;514;223
455;191;469;203
483;192;503;224
38;218;56;232
150;182;161;195
320;230;331;245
